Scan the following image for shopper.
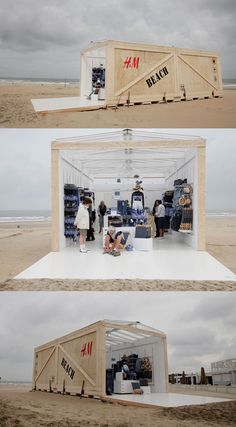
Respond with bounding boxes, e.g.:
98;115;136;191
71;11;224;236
74;197;92;253
156;200;166;238
103;226;126;256
86;205;95;241
98;200;107;233
152;200;160;237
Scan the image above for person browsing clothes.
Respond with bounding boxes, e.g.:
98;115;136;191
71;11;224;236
155;199;165;238
103;226;126;256
97;200;107;233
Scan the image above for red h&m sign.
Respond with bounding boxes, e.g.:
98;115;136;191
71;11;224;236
81;341;93;357
123;57;140;69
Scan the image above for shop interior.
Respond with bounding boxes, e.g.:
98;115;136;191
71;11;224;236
105;321;167;396
16;131;235;281
61;131;198;252
103;321;231;408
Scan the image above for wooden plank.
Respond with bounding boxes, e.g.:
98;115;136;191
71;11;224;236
51;149;60;252
51;138;205;151
197;146;206;250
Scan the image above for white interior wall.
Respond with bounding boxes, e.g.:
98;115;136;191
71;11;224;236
106;336;166;393
80;47;106;97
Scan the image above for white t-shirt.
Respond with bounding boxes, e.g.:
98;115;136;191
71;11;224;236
157;204;165;218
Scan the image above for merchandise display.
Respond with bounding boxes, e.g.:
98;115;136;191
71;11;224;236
64;184;95;241
171;180;193;233
107;353;153;395
64;176;193;248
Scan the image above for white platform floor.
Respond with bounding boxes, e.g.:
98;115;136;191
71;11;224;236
107;392;233;408
16;234;236;281
31;96;105;113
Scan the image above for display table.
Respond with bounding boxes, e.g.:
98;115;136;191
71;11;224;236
132;238;153;251
114;379;140;394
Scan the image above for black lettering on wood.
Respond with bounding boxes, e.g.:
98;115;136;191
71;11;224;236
146;66;169;89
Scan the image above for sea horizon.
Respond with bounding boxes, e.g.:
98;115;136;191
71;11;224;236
0;76;235;89
0;209;235;223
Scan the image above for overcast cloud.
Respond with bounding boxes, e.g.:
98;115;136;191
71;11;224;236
0;128;235;212
0;0;235;78
0;292;235;381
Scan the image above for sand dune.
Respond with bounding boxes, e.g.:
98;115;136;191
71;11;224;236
0;83;236;128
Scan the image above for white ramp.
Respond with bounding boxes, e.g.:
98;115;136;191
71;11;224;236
15;246;236;281
106;392;233;408
31;96;106;113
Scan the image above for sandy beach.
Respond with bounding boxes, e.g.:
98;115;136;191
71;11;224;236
0;385;235;427
0;216;235;291
0;84;236;128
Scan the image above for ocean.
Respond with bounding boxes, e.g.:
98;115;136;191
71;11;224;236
0;381;31;387
0;210;235;223
0;76;235;89
0;76;80;86
0;210;51;223
223;78;236;89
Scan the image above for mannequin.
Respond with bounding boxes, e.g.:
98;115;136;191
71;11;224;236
131;180;144;210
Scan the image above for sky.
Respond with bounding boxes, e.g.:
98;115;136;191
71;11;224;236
0;292;235;381
0;128;236;212
0;0;235;79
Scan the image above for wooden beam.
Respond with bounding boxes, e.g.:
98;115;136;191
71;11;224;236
197;146;206;250
51;138;205;151
51;149;60;252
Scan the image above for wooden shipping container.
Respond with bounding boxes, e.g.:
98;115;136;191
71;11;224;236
33;320;168;398
81;40;223;106
32;40;222;113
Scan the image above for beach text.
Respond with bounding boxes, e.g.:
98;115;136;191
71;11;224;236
146;66;169;88
61;357;75;380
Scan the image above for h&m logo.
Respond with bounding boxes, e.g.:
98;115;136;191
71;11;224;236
81;341;93;357
61;357;75;380
146;66;169;88
123;57;140;69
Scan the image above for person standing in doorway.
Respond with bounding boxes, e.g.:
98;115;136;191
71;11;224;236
74;197;92;253
98;200;107;233
156;199;166;238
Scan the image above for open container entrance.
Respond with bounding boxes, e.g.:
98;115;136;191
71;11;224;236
52;129;205;252
15;129;236;281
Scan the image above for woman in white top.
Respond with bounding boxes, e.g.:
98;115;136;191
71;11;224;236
74;197;92;253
